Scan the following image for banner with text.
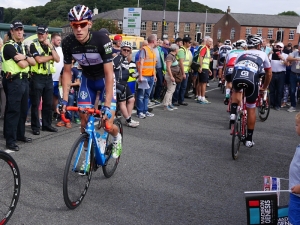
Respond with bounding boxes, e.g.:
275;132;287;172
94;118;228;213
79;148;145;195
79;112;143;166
123;8;142;36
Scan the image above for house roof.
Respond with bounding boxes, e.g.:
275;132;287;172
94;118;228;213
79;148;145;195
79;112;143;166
230;13;300;28
93;9;224;24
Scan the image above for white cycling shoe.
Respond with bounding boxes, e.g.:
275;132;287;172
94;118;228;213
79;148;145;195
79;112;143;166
245;140;255;148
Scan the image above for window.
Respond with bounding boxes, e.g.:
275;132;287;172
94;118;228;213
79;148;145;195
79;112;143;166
257;28;262;36
141;22;146;31
217;29;221;40
184;23;190;32
289;29;295;40
205;24;212;33
267;29;273;39
118;21;122;30
245;27;252;38
229;28;235;40
164;22;168;32
152;22;157;31
196;24;200;33
140;33;146;39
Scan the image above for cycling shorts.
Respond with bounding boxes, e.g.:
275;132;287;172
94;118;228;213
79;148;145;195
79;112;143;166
232;69;259;105
77;74;117;111
225;67;234;82
53;81;60;97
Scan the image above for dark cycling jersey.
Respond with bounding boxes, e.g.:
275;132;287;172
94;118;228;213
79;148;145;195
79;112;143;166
219;45;232;64
62;31;113;80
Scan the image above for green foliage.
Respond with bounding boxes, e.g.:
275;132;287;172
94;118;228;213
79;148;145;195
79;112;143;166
3;0;223;26
91;18;121;34
278;11;299;16
49;19;68;27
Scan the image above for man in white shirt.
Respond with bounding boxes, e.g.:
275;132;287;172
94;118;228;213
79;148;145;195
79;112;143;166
269;42;288;111
51;33;64;116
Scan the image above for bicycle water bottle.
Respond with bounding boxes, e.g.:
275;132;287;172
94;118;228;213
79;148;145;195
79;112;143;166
99;132;108;154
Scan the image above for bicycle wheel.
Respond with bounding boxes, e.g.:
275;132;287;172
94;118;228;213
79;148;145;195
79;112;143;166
63;133;95;209
102;119;123;178
231;113;241;160
257;92;270;122
0;151;21;225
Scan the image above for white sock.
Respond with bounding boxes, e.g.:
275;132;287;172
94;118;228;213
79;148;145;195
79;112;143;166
198;96;201;100
113;133;121;141
226;88;230;95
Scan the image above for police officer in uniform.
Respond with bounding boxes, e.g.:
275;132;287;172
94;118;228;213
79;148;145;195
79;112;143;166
29;25;60;135
1;20;36;150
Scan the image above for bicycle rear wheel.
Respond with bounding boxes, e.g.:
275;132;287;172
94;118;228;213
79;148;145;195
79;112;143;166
257;92;270;122
63;133;95;209
231;113;241;160
102;119;123;178
0;151;21;225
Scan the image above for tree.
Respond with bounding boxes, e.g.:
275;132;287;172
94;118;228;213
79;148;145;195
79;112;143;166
278;11;299;16
91;18;121;34
49;19;68;27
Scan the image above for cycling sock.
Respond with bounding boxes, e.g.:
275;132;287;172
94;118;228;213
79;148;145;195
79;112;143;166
226;88;230;96
126;117;131;123
247;129;254;141
113;133;121;141
230;103;238;115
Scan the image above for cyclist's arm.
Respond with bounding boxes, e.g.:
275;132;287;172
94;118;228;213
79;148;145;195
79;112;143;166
62;64;72;102
103;62;114;108
262;68;272;90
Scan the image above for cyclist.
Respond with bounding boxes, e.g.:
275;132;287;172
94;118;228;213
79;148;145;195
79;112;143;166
223;39;247;105
229;34;272;147
60;5;122;158
217;39;232;87
113;41;139;128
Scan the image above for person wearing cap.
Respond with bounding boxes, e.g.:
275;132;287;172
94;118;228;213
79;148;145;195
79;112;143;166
29;25;60;135
1;20;36;151
269;42;288;111
112;34;122;57
175;38;183;47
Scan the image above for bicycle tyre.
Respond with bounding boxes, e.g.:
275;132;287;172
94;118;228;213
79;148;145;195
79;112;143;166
0;151;21;225
102;119;123;178
231;113;241;160
257;92;271;122
63;133;95;209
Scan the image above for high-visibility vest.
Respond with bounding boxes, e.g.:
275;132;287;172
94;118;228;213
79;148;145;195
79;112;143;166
202;46;211;70
141;46;156;76
177;46;190;73
30;41;56;75
1;40;29;77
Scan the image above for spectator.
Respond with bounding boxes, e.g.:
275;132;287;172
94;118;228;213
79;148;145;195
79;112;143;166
269;42;288;111
136;34;157;118
29;25;60;135
161;39;170;58
162;44;179;111
287;45;300;112
2;21;36;150
175;38;183;48
112;34;122;57
172;37;192;106
0;37;6;119
284;42;293;55
212;43;219;81
261;38;272;56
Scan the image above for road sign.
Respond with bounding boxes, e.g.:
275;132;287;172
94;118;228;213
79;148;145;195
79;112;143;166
123;8;142;36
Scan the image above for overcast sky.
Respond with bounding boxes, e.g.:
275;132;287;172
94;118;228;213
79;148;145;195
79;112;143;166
2;0;300;15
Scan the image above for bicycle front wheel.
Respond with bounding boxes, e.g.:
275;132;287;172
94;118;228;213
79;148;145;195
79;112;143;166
102;119;123;178
63;133;95;209
257;92;271;122
231;114;241;160
0;151;21;225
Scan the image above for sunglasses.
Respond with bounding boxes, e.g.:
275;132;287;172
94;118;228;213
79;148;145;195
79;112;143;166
71;22;89;29
122;49;131;52
276;46;283;48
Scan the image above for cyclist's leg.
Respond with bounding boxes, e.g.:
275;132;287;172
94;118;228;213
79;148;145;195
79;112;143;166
224;74;232;104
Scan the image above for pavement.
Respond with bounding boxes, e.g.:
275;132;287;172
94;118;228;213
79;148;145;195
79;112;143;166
2;80;298;225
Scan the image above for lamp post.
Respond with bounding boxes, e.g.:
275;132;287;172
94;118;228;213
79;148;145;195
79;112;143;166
176;0;181;38
161;0;166;40
203;9;207;38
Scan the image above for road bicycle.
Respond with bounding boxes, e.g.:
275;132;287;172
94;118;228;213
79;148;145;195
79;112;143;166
62;107;123;209
231;85;248;160
256;77;270;122
0;150;21;225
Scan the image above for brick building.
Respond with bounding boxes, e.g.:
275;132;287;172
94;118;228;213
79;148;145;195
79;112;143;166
213;7;300;46
91;9;223;42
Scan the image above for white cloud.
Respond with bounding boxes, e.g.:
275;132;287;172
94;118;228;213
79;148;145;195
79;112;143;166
2;0;49;9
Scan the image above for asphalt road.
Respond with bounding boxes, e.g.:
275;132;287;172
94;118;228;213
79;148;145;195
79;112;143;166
2;81;298;225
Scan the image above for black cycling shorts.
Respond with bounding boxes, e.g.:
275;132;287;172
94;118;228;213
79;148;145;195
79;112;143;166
232;69;259;104
225;67;234;82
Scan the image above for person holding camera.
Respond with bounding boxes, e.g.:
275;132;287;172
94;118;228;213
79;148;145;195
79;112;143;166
29;25;60;135
2;21;36;150
162;44;180;111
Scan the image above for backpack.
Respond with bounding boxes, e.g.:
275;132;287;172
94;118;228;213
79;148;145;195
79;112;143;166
190;45;204;72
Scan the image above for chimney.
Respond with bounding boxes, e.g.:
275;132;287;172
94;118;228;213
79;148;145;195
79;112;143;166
227;6;231;14
93;5;98;15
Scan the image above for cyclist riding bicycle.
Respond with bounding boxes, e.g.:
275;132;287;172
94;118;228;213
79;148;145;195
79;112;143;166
60;5;122;158
223;39;247;105
229;34;272;147
217;39;232;86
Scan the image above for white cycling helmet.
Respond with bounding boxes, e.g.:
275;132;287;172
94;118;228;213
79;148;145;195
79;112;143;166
236;39;247;49
224;39;231;45
68;5;93;22
232;42;236;48
246;34;262;48
120;41;132;49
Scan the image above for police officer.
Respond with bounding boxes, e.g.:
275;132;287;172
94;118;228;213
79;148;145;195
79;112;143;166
2;20;36;151
29;25;60;135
